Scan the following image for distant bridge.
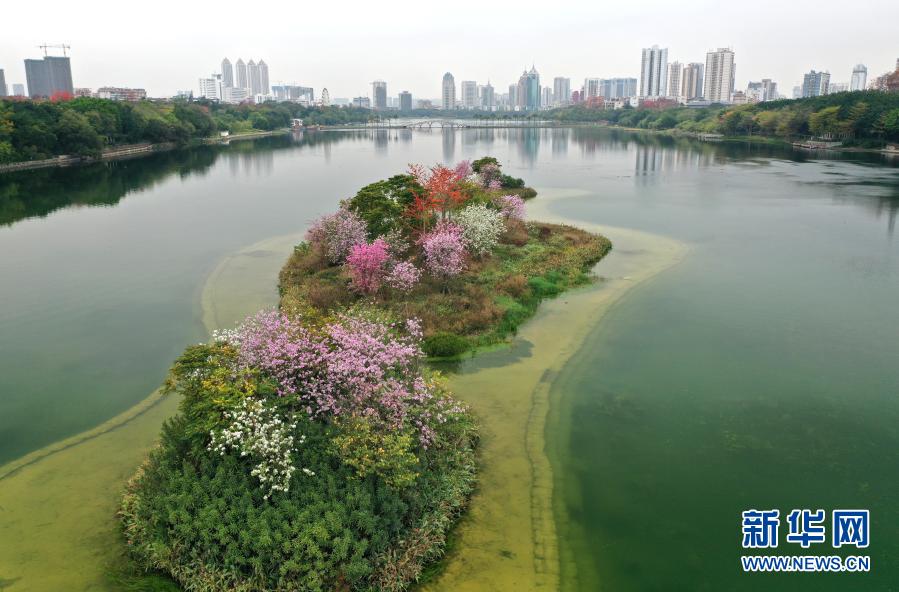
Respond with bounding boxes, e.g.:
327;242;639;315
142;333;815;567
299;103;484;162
329;118;559;130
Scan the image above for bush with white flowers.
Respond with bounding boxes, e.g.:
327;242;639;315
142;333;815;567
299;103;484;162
454;203;505;257
209;397;313;498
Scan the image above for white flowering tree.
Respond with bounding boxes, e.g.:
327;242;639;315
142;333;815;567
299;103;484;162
454;203;505;257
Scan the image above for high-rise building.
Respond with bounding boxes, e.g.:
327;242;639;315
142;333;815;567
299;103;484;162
442;72;456;110
352;96;371;108
24;55;74;98
595;78;637;99
461;80;478;109
508;83;518;110
541;86;552;109
827;82;849;94
850;64;867;91
0;69;6;97
258;60;270;95
221;58;233;88
681;63;704;100
222;87;248;104
271;85;313;103
321;88;330;106
235;59;248;90
517;65;540;111
583;78;601;99
553;77;570;107
746;79;777;102
640;45;668;97
399;91;412;112
371;80;387;109
247;60;261;96
198;74;223;100
666;61;683;98
703;48;736;103
801;70;830;97
480;82;495;110
12;83;25;97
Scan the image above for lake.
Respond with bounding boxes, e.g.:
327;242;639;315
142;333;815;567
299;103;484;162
0;127;897;590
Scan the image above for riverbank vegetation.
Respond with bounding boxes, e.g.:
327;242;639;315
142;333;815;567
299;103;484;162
0;97;371;163
544;91;899;145
279;157;610;358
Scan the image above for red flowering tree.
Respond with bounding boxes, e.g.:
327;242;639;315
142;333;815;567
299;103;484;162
405;163;469;232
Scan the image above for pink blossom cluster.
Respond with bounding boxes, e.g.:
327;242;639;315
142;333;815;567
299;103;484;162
346;238;390;294
306;207;368;264
478;163;503;188
220;310;455;445
494;194;526;220
386;261;422;292
453;159;473;180
420;221;467;279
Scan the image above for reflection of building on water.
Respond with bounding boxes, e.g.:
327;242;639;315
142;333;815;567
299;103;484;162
634;143;716;181
238;148;274;176
442;127;456;161
551;128;569;156
373;129;389;154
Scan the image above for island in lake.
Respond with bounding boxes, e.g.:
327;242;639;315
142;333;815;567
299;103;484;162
121;157;611;590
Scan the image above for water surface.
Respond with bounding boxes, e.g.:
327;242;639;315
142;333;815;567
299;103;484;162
1;127;897;590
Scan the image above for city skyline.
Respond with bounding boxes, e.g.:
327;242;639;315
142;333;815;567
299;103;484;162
2;0;898;99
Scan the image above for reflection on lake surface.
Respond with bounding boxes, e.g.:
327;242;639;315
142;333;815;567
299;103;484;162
0;127;898;591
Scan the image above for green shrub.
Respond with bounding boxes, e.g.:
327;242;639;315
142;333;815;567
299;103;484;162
500;174;525;188
528;275;562;298
423;332;470;357
507;186;538;200
471;156;499;173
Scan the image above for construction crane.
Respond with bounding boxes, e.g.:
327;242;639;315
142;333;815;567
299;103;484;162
38;43;71;57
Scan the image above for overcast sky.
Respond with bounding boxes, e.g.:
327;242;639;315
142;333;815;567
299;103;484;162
2;0;897;99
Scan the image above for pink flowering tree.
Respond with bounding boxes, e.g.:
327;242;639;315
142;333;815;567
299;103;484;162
386;261;422;292
346;239;390;294
306;207;368;264
218;310;463;447
453;159;473;180
494;194;526;220
478;163;503;188
420;221;467;281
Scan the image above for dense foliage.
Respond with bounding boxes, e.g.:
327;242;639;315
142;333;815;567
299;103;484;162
0;97;372;163
280;157;610;358
122;308;477;591
543;91;899;144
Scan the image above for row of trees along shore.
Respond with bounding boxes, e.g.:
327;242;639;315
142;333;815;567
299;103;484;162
0;97;371;163
3;91;898;164
542;91;899;145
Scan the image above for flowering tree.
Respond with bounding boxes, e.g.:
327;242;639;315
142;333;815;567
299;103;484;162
420;221;467;279
346;238;390;294
386;261;422;292
217;310;461;446
453;159;473;180
455;203;505;257
478;163;503;188
306;207;368;264
494;194;526;220
406;164;468;231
